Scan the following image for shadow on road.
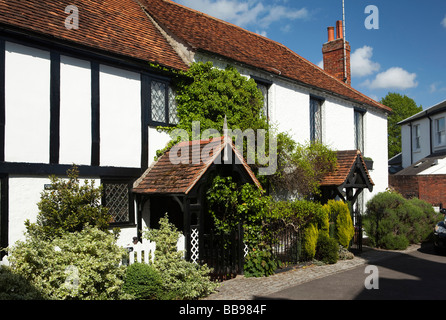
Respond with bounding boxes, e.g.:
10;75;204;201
354;242;446;300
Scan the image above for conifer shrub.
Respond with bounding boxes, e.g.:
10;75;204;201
324;200;355;248
302;224;318;260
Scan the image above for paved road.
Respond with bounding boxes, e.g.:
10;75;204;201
256;243;446;300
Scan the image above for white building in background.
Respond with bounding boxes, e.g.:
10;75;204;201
0;0;390;256
390;100;446;207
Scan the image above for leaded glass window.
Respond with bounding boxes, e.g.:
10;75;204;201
310;97;323;143
151;81;166;123
149;79;178;125
168;86;178;125
103;182;130;224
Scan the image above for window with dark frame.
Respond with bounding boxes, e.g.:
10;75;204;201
257;82;269;120
102;180;134;225
435;117;445;147
310;97;323;143
150;79;178;126
354;110;364;153
413;124;421;150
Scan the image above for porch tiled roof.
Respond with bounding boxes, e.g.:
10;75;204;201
140;0;391;113
0;0;187;71
320;150;374;187
132;137;262;195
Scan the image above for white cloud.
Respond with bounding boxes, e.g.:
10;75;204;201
362;67;418;90
442;15;446;28
174;0;308;29
430;82;446;93
351;46;380;78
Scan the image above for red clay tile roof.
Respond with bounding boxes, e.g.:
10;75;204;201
320;150;374;187
139;0;390;113
0;0;187;70
132;136;262;194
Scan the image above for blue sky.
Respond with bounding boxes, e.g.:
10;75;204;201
173;0;446;109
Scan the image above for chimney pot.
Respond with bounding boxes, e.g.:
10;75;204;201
336;20;343;39
327;26;335;42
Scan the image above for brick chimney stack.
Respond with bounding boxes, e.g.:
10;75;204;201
322;20;351;86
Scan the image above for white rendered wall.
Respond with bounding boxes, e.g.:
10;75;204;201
148;127;171;166
59;55;91;165
272;80;310;144
99;65;141;168
8;176;51;246
363;108;389;204
401;124;412;168
323;98;354;150
4;42;50;163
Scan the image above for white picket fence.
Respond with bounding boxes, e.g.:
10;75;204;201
125;235;185;265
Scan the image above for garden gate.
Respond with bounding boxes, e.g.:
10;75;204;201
193;223;247;280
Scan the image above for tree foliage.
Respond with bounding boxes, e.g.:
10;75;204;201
380;92;422;159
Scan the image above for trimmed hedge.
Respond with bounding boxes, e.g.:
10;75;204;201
123;263;165;300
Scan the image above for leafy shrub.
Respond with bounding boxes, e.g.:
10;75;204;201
407;197;442;242
0;266;44;300
364;191;442;250
25;166;111;241
324;200;355;248
302;224;318;260
144;215;219;300
315;232;339;264
7;226;128;300
244;244;280;278
123;263;165;300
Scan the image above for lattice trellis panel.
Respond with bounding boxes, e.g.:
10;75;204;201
151;81;166;123
104;183;129;223
191;227;199;264
243;242;249;258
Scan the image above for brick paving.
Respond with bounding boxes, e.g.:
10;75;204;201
202;244;421;300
